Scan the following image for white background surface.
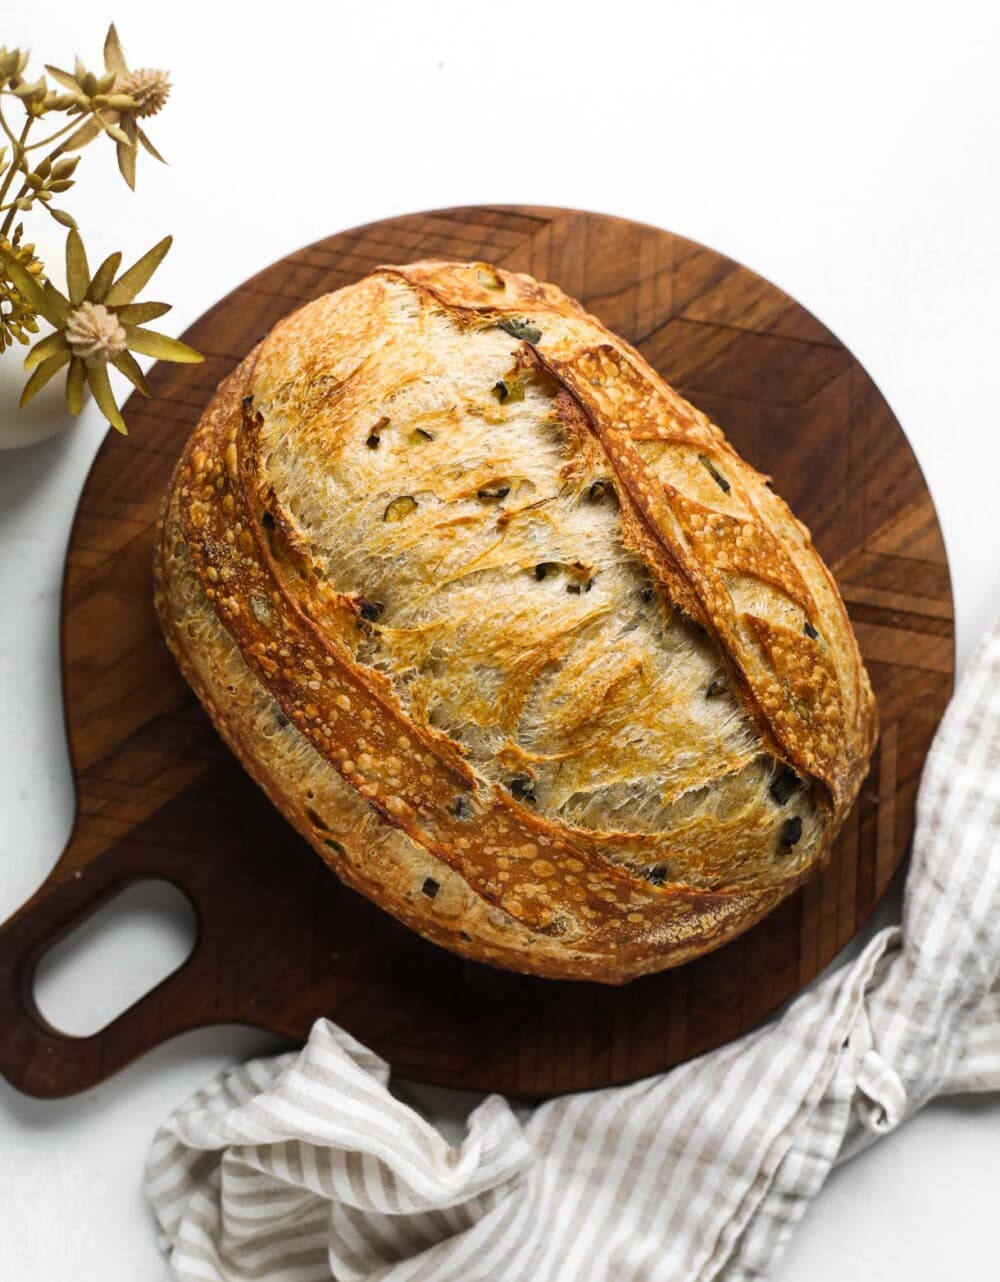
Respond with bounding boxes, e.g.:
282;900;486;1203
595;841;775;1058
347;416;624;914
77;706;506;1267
1;1;999;1277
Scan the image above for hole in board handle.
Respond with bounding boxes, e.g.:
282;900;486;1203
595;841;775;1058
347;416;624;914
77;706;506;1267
32;880;197;1038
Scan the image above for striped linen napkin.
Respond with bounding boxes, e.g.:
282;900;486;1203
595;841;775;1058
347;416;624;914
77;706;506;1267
146;618;1000;1282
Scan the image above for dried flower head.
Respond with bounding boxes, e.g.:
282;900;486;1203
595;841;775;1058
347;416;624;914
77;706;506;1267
1;228;202;434
101;25;168;188
42;26;169;189
65;300;128;365
114;67;171;118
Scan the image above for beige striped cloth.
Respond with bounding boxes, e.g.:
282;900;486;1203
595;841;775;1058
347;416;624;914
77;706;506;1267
146;618;1000;1282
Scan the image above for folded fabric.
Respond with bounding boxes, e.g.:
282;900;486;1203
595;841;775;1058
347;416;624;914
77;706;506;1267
146;618;1000;1282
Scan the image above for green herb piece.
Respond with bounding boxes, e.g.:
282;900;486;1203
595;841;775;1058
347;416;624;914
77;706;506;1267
383;495;418;523
698;453;731;493
498;317;542;344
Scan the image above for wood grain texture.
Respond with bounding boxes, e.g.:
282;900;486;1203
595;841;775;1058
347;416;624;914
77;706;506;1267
0;206;954;1098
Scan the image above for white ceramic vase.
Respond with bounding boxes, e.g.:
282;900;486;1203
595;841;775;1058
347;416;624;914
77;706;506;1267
0;326;76;450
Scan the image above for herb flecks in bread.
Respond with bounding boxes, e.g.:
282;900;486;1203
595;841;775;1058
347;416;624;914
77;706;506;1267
154;261;877;983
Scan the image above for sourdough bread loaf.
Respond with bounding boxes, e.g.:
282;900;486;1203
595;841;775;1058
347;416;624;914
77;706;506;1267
154;260;877;983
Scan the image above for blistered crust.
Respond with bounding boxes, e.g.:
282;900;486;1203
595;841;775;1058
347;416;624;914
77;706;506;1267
153;261;877;982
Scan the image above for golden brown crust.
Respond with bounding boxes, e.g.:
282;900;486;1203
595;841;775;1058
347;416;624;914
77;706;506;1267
153;260;877;983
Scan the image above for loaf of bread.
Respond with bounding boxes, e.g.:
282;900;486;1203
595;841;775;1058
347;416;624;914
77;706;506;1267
154;260;877;983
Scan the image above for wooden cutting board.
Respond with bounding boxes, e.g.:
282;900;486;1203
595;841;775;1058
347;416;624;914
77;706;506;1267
0;206;954;1099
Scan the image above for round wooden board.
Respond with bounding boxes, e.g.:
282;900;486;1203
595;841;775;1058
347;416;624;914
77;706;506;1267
0;206;954;1099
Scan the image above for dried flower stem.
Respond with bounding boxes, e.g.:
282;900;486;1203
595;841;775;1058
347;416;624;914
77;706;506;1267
0;96;21;146
0;100;79;234
0;113;29;209
24;117;84;153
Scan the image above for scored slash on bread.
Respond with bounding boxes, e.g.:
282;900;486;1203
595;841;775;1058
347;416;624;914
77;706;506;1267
154;261;876;983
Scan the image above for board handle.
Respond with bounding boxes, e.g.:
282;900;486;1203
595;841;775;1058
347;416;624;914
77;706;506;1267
0;837;209;1099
